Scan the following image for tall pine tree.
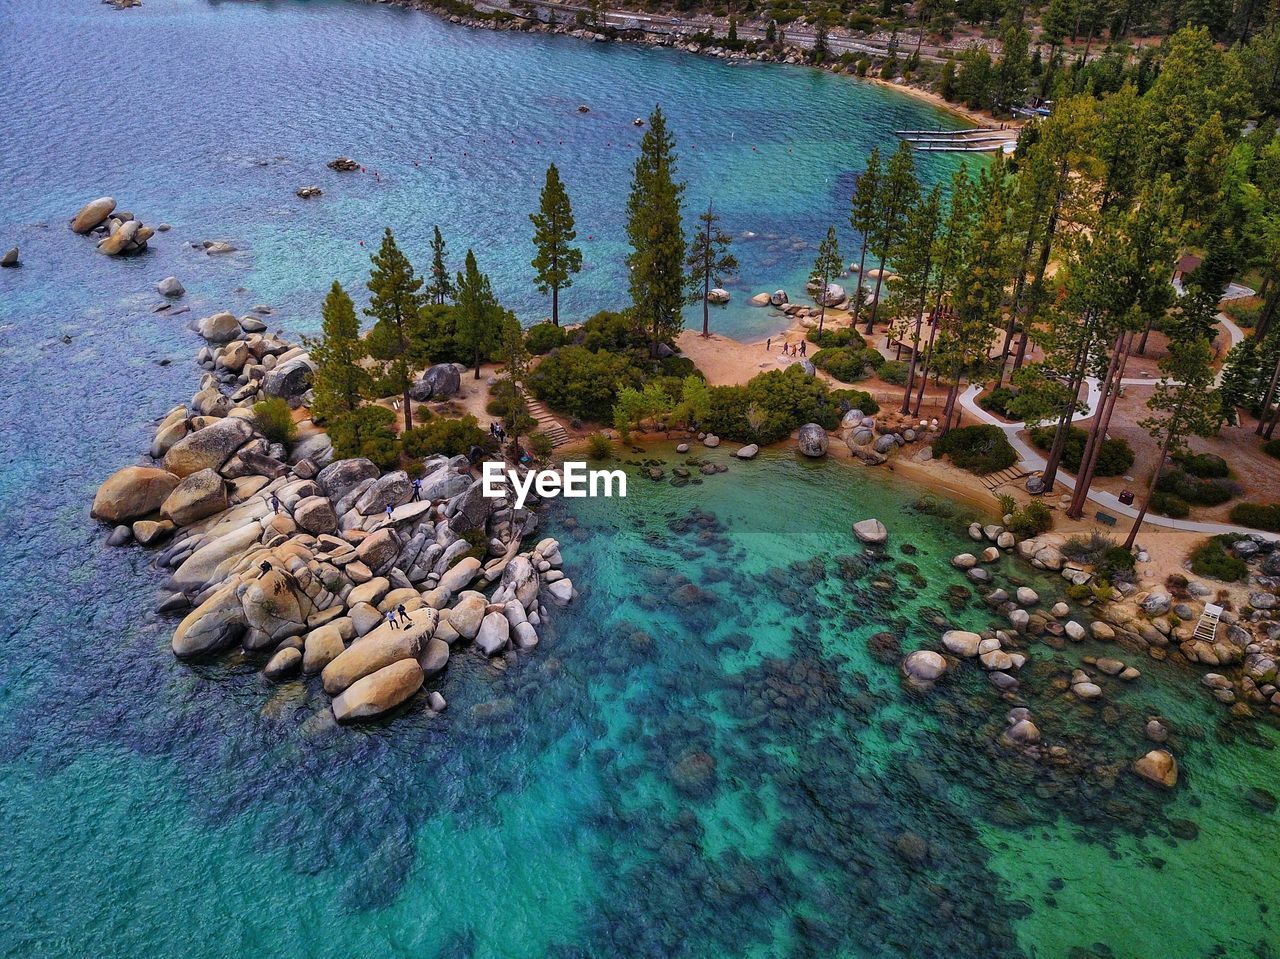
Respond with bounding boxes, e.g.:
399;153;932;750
456;249;502;380
685;201;738;337
530;163;582;326
626;104;686;358
426;226;455;305
306;281;371;426
365;228;424;432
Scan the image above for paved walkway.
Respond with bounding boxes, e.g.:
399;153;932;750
956;314;1277;540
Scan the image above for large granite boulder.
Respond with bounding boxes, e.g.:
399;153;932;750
476;611;510;656
160;468;229;526
172;582;246;657
409;364;462;402
163;417;255;477
70;196;116;234
316;457;380;501
263;355;315;402
239;569;309;643
92;466;179;523
322;627;426;695
355;471;412;515
332;659;424;722
198;311;241;343
293;495;337;534
796;423;828;457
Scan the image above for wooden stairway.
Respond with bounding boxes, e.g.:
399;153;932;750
982;466;1030;491
520;388;571;448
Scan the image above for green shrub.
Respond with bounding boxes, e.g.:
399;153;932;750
1062;531;1116;564
1156;469;1239;506
831;389;880;415
811;347;867;382
528;345;645;421
252;397;297;445
1008;499;1053;536
330;405;400;467
486;379;519;417
572;310;650;353
402;414;487;458
877;360;909;385
1264;439;1280;459
1229;502;1280;532
1098;545;1136;583
933;425;1018;474
807;326;865;349
1150;491;1190;518
1028;426;1134;477
1178;452;1230;478
702;365;848;444
977;385;1019;419
1190;536;1250;582
586;432;612;459
525;321;567;355
529;432;555;458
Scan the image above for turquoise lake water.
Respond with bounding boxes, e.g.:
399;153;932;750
2;1;1279;957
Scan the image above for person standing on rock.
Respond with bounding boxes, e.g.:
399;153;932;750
397;604;413;626
386;608;400;630
270;492;280;515
385;504;394;523
411;478;422;502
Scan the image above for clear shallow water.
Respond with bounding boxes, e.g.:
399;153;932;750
1;2;1279;958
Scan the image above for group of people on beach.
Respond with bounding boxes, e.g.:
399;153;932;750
766;337;806;358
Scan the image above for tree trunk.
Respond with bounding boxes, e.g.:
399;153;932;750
1125;434;1174;550
552;284;560;326
866;254;888;335
902;273;932;414
1040;328;1091;492
1255;349;1280;435
852;243;870;326
1136;314;1154;355
474;345;482;380
1068;331;1132;518
703;265;711;337
912;311;941;417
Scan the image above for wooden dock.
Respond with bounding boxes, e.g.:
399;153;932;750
895;128;1019;154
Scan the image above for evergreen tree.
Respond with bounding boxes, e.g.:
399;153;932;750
365;227;424;432
894;184;942;412
685;201;739;337
809;225;843;335
1125;339;1222;549
955;46;994;110
498;320;536;452
426;226;455;305
993;25;1031;111
530;163;583;326
306;281;371;426
455;249;502;380
866;141;919;334
849;147;882;326
626;105;687;358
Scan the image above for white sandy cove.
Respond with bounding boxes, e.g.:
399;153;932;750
483;461;628;510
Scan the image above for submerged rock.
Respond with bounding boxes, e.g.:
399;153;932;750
1134;749;1178;789
853;518;887;544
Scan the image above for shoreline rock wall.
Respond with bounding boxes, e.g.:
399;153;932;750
93;303;574;724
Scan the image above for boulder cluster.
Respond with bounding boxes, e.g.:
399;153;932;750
91;309;574;724
842;408;937;466
69;196;161;256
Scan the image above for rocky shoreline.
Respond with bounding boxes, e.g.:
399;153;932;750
91;296;575;725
